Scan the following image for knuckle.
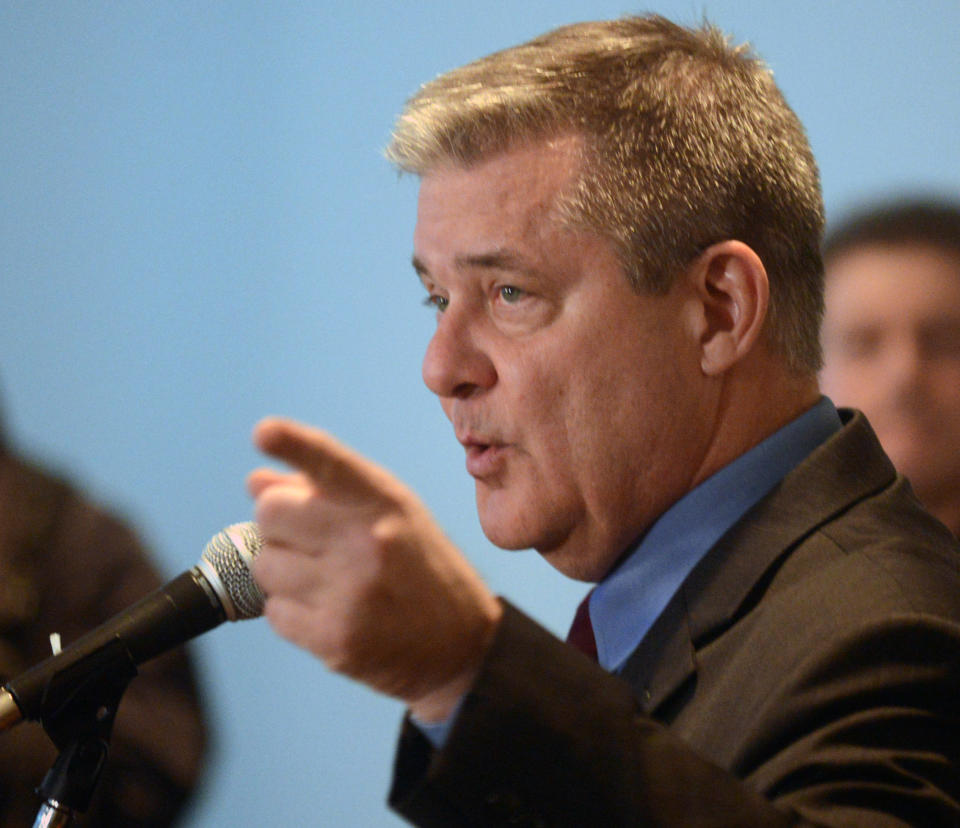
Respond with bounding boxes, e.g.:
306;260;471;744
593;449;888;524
254;482;319;531
365;524;402;578
265;598;321;656
253;488;287;527
370;511;407;547
321;621;357;673
263;596;294;637
250;551;278;591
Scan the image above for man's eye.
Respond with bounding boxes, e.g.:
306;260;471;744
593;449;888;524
498;285;525;304
422;294;449;312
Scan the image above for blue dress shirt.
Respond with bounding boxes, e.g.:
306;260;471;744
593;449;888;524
590;396;842;672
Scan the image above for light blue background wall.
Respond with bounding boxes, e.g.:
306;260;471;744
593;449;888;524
2;2;958;825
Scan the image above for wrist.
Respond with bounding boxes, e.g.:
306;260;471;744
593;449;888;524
408;596;503;723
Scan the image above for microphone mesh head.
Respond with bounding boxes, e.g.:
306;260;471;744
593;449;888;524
200;522;265;620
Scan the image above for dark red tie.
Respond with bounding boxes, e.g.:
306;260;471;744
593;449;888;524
566;591;598;661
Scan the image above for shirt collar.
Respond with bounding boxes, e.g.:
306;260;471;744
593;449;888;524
590;396;842;672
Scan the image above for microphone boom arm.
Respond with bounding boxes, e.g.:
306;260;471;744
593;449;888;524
2;569;225;729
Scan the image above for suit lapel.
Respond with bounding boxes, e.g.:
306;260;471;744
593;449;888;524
620;410;896;717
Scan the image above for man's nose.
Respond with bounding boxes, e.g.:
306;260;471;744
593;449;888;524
422;307;497;399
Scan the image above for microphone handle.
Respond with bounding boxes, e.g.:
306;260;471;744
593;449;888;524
2;569;225;728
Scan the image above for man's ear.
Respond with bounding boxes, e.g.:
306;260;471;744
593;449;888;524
688;240;769;376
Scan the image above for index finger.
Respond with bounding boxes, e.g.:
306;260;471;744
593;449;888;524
253;417;394;502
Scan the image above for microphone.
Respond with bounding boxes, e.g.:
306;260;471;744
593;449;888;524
0;521;264;732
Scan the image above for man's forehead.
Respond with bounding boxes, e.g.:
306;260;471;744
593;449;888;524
413;136;583;247
417;134;583;196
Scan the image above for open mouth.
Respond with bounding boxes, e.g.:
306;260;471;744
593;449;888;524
463;441;505;477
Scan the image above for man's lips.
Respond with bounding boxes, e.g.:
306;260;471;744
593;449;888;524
458;434;509;478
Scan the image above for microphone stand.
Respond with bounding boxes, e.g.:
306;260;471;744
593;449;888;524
31;638;138;828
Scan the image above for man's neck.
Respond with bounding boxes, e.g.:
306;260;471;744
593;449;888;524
691;361;821;492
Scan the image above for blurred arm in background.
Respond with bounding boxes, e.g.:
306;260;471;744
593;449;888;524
0;408;209;827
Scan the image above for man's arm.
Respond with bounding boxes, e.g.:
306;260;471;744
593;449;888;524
391;602;960;828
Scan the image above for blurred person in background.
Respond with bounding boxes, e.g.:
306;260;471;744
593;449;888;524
0;394;209;826
821;198;960;537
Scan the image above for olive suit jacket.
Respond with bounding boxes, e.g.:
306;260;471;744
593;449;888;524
389;410;960;827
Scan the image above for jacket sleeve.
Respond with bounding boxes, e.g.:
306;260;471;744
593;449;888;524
388;601;791;828
388;600;960;828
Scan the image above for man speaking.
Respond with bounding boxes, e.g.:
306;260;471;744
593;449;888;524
248;15;960;826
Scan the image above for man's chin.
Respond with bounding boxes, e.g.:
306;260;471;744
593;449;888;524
478;517;608;582
475;486;538;551
536;546;609;582
478;520;538;552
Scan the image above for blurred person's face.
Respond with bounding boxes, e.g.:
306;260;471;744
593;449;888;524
821;243;960;528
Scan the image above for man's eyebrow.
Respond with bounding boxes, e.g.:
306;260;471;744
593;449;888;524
411;249;533;279
456;250;531;272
